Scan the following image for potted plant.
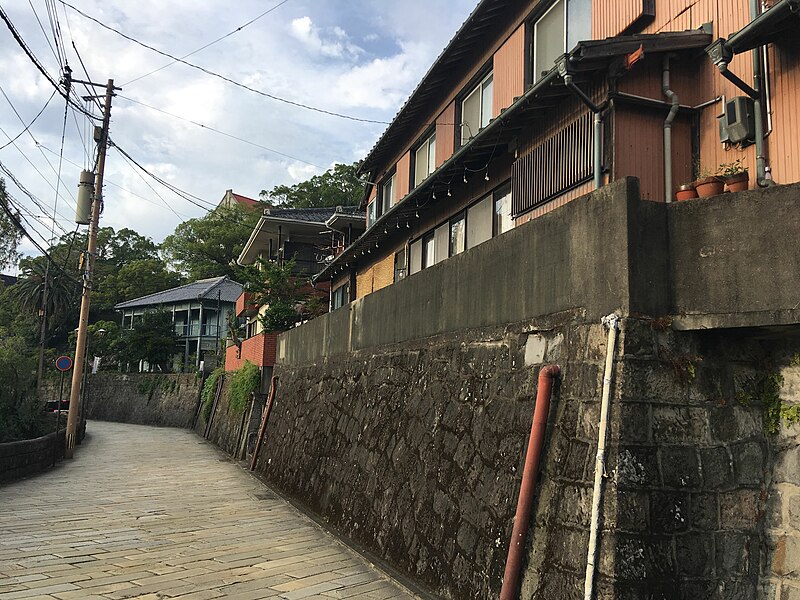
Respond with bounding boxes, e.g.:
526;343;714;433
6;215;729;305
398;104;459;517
694;166;725;198
720;159;749;192
675;182;698;201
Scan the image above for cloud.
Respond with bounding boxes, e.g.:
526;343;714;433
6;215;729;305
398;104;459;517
289;16;363;60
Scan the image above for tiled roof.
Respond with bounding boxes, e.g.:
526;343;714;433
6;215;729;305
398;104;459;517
232;193;259;207
263;205;362;224
115;276;243;310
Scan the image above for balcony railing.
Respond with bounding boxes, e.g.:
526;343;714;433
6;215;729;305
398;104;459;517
175;324;221;338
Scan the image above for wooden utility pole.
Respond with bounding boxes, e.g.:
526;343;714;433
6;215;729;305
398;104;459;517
64;79;115;458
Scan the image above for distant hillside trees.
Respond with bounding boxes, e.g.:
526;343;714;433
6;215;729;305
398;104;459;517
260;162;362;208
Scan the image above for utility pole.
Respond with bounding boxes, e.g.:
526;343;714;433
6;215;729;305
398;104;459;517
64;79;116;458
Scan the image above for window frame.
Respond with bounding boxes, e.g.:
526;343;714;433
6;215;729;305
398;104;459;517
413;130;437;188
379;171;395;217
459;70;494;147
449;211;466;257
367;199;376;228
421;232;435;269
492;182;513;237
532;0;566;83
529;0;591;84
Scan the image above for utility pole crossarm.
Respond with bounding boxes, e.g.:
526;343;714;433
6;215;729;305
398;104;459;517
64;78;115;459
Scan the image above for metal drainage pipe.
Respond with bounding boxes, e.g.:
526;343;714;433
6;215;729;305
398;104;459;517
662;55;680;202
583;314;620;600
250;375;279;471
500;364;561;600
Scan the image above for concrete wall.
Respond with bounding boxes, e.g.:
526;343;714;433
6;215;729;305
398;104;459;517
85;373;201;428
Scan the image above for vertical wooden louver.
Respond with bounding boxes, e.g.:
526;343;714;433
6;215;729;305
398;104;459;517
512;111;594;216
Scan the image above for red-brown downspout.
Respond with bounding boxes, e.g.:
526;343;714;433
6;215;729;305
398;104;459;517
500;364;561;600
250;375;278;471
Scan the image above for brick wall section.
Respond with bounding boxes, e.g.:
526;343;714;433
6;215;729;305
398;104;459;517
85;373;201;428
225;333;278;371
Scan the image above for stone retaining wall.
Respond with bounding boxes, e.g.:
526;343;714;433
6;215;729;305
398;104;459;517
85;373;202;428
0;430;64;483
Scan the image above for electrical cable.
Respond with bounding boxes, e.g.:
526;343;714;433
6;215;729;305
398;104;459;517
117;94;325;169
27;0;60;66
122;0;293;86
0;88;57;151
0;5;99;120
49;88;70;245
0;160;72;235
57;0;390;125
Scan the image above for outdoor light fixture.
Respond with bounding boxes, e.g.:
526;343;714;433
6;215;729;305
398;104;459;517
485;170;490;181
463;173;468;184
432;191;436;199
406;222;410;228
415;210;419;218
447;187;452;197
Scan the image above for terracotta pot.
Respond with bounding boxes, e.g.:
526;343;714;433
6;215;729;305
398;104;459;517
694;176;725;198
724;171;749;192
675;184;698;202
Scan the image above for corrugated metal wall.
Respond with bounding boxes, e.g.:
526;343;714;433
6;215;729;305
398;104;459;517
608;0;800;190
395;152;411;203
493;24;526;117
593;0;647;38
435;101;456;169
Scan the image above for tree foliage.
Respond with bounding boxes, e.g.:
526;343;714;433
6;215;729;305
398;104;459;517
260;162;363;208
240;258;325;333
0;178;22;269
160;204;260;281
115;311;177;372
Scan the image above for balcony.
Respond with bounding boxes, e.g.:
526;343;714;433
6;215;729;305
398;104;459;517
225;332;278;372
236;292;259;318
174;323;221;338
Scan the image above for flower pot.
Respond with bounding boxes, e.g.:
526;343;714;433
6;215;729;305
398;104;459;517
724;171;749;192
694;176;725;198
675;184;698;202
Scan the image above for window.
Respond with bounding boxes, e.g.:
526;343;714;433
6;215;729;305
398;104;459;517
410;239;422;275
380;173;395;216
367;200;376;228
422;232;435;269
332;283;349;310
394;248;407;282
414;132;436;187
461;72;493;145
450;212;466;257
467;195;492;249
493;183;513;236
532;0;592;82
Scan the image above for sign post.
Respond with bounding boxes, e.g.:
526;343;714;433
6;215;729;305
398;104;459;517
53;356;73;465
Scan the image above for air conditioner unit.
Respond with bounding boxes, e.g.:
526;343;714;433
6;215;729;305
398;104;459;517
721;96;755;145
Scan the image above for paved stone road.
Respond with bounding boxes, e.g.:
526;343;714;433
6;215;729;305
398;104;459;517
0;421;418;600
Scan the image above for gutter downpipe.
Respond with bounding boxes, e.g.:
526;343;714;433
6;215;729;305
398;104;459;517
750;0;772;187
662;55;679;203
562;72;604;189
500;364;561;600
583;314;620;600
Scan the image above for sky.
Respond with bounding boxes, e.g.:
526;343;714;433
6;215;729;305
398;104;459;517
0;0;478;272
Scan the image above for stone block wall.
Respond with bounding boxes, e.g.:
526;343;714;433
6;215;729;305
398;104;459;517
258;313;607;599
85;373;201;428
0;430;64;483
198;374;257;459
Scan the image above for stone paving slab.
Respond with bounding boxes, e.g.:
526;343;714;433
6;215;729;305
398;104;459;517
0;422;418;600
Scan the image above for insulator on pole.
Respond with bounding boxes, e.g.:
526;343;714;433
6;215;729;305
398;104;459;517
75;170;94;225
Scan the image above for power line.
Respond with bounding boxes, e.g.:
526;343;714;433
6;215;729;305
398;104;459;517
27;0;60;66
122;0;292;86
58;0;390;125
0;159;71;235
117;94;325;169
0;5;99;120
0;88;57;151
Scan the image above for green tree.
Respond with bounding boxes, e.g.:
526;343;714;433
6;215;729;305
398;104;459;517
0;178;22;268
161;204;260;281
240;258;324;333
260;162;363;208
93;259;184;315
115;311;177;372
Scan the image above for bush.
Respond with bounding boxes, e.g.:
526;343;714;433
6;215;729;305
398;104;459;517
201;367;224;422
228;361;260;414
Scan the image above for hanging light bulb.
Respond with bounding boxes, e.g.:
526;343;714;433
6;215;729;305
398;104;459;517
375;242;379;249
484;170;490;181
396;222;400;229
406;222;410;228
432;191;437;200
447;187;452;197
463;173;468;184
384;227;388;234
415;210;419;218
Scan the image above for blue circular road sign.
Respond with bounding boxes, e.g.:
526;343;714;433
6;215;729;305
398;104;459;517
55;355;73;372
